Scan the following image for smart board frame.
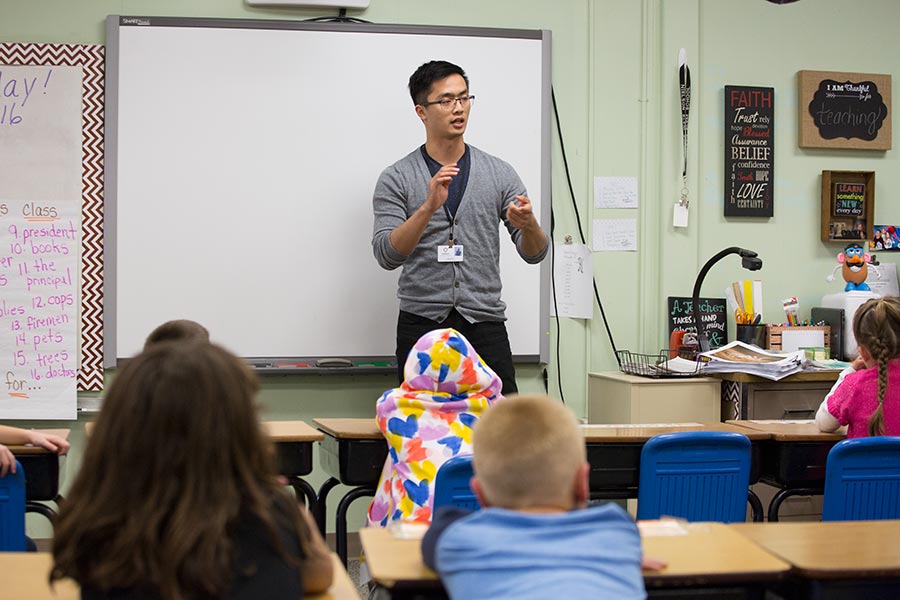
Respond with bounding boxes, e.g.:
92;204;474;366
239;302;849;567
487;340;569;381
104;16;551;368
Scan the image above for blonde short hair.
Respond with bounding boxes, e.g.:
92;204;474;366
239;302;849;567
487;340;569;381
473;395;586;509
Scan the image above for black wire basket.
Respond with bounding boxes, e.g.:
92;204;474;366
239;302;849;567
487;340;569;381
616;349;703;378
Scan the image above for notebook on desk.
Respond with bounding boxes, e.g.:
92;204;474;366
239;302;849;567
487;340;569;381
811;307;844;362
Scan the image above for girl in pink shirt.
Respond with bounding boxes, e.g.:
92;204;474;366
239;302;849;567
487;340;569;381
817;296;900;438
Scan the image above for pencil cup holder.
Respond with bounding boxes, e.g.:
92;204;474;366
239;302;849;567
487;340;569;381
736;324;767;348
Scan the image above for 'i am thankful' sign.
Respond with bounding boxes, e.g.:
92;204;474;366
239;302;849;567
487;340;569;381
799;70;891;150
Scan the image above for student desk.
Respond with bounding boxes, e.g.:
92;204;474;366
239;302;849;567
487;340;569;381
9;428;70;522
359;521;790;599
731;520;900;597
312;418;386;567
726;420;846;521
581;422;770;521
358;527;445;599
310;553;364;600
641;521;790;597
314;419;773;565
262;420;324;513
0;551;358;600
84;421;322;513
2;552;78;600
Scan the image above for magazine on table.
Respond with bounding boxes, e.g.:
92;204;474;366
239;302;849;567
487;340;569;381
698;341;805;380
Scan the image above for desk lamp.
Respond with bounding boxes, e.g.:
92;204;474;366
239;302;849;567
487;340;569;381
691;247;763;352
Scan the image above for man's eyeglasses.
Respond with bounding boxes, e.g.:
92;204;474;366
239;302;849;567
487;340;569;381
421;95;475;111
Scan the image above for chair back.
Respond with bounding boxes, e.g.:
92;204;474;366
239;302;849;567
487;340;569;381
0;461;26;551
637;431;751;523
433;455;480;511
822;437;900;521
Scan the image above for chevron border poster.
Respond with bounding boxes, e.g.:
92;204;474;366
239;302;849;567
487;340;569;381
0;65;81;418
0;43;105;400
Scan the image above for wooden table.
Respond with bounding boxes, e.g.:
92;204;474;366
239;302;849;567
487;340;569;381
581;422;770;520
1;552;78;599
360;520;790;599
716;370;841;420
359;527;443;598
308;553;363;600
641;521;790;594
0;551;357;599
312;418;385;567
731;521;900;595
9;428;70;522
727;420;846;521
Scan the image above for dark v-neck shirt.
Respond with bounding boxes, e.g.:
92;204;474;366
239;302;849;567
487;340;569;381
420;144;471;217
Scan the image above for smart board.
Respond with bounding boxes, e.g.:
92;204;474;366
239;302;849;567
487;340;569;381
104;16;550;365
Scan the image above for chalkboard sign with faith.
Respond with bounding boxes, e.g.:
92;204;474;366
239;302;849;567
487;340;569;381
724;85;775;218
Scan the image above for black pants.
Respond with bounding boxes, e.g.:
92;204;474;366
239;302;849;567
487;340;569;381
396;309;518;395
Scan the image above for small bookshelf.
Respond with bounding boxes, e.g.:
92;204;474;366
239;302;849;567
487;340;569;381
821;170;875;244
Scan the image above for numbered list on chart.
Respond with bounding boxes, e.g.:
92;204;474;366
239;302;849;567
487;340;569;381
0;201;78;419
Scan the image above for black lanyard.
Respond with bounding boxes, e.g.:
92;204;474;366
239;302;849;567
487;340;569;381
445;205;455;246
679;51;691;208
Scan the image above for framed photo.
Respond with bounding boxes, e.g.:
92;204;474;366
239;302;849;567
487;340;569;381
873;225;900;251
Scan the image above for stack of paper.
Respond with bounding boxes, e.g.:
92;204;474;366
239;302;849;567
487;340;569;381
805;358;851;371
648;356;705;376
698;341;804;381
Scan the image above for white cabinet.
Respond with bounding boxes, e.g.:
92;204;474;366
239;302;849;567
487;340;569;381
588;371;721;424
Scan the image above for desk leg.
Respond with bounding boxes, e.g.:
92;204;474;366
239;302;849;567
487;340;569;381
25;501;58;524
316;477;340;536
335;486;376;568
748;490;764;522
288;477;318;514
767;487;822;522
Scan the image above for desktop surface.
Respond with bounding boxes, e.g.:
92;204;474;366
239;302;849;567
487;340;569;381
731;521;900;577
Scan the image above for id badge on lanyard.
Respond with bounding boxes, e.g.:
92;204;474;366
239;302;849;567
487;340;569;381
437;206;463;262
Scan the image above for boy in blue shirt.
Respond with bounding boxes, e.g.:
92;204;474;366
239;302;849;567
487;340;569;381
421;394;649;599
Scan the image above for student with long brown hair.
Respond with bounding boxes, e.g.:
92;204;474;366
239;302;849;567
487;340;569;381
51;341;332;599
817;296;900;437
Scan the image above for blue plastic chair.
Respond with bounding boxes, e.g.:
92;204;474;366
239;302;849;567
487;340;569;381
637;432;751;523
822;437;900;521
0;460;27;551
432;455;480;511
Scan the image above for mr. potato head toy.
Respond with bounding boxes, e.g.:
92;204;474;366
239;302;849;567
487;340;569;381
826;243;873;292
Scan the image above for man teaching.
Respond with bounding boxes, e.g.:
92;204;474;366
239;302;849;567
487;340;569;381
372;60;549;395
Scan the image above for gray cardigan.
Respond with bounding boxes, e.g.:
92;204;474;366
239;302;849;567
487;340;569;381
372;145;547;323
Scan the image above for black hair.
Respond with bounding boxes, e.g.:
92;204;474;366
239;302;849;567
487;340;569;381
408;60;469;106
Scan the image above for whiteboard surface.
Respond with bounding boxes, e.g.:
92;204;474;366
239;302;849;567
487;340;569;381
106;18;550;364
